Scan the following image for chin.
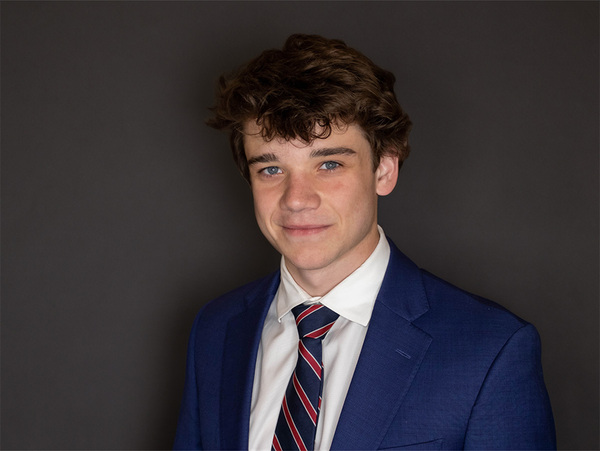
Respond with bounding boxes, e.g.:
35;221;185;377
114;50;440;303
284;250;337;273
283;250;323;268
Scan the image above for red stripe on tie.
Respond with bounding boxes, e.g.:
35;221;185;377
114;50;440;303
296;304;322;326
318;396;322;410
293;372;318;424
299;340;322;378
272;434;282;451
282;395;307;451
305;321;336;339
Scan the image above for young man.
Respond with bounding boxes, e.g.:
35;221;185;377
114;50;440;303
174;34;555;450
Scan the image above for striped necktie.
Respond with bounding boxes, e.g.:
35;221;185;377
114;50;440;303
272;303;339;451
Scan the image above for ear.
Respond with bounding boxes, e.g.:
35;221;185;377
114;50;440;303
375;154;399;196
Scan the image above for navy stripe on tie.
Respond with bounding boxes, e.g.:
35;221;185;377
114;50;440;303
272;304;339;451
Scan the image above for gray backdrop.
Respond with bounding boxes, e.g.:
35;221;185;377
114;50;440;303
2;1;598;449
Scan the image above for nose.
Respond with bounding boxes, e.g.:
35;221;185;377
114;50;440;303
280;172;320;212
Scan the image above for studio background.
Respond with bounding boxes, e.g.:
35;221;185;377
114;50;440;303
2;2;598;449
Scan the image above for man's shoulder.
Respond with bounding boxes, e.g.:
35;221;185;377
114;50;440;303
409;268;534;351
421;269;526;324
196;270;280;321
385;239;529;333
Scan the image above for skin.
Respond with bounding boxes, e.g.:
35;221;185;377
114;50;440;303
244;121;399;296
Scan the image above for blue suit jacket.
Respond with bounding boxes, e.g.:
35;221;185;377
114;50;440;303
174;240;555;450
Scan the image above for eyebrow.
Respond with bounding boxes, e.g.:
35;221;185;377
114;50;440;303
247;147;357;166
310;147;357;158
247;153;279;166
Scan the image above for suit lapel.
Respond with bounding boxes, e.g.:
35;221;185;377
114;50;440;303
219;273;280;450
331;241;433;450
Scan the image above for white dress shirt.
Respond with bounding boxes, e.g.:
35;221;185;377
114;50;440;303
249;226;391;450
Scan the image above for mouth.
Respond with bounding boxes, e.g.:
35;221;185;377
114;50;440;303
281;224;331;237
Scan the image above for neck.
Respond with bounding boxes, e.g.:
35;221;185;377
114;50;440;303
285;228;381;297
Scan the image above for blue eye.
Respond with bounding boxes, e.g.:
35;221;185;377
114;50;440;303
321;161;340;170
261;166;282;176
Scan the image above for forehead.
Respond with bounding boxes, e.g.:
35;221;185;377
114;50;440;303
242;120;370;155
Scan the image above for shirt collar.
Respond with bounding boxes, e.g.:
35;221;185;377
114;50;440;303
275;226;390;326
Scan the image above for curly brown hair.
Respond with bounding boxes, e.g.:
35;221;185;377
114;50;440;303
207;34;412;181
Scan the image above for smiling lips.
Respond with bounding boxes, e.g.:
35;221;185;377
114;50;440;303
281;224;331;236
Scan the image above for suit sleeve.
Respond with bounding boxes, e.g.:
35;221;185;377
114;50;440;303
464;323;556;450
173;311;203;450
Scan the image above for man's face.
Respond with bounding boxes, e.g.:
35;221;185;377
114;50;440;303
243;122;398;293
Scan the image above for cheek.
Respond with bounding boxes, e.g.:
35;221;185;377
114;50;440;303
252;196;266;223
341;189;378;228
333;178;376;209
252;189;276;224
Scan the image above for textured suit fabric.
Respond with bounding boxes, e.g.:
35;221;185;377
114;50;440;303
174;239;555;450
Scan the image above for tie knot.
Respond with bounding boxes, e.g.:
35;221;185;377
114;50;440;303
291;303;339;340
